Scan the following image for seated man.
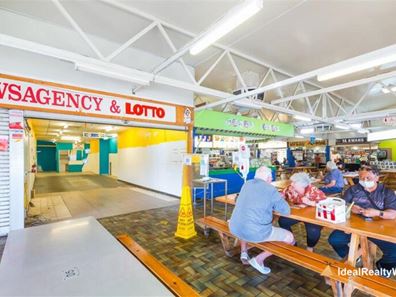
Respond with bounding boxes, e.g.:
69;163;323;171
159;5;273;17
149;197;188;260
328;165;396;276
320;161;344;194
229;166;295;275
279;172;326;252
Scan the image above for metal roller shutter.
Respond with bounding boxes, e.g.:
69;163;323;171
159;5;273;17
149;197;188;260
0;109;10;235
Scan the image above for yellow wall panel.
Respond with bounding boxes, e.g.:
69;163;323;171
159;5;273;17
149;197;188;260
90;139;99;153
118;127;187;149
379;139;396;161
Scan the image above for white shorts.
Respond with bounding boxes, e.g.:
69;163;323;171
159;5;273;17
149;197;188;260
262;226;292;242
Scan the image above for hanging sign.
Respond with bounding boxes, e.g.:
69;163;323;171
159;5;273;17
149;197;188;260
335;137;367;145
9;109;23;130
195;110;294;137
288;140;326;147
0;74;192;127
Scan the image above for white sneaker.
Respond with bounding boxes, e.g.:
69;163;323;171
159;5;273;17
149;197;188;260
240;251;250;265
248;257;271;274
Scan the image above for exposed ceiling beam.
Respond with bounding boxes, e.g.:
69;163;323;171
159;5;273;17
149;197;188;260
99;0;352;106
271;70;396;105
51;0;104;60
106;21;158;62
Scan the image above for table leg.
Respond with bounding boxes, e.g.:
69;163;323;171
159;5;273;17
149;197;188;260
360;236;374;270
210;183;214;215
203;184;207;218
347;233;360;266
224;181;228;221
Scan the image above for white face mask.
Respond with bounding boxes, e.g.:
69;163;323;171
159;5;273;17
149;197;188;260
359;180;375;188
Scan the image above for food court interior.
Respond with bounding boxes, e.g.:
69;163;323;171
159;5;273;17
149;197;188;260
1;1;396;296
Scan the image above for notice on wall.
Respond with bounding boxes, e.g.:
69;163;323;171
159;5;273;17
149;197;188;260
9;109;23;130
0;135;8;152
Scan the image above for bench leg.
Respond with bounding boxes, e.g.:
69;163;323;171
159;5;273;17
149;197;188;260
218;231;239;257
327;279;343;297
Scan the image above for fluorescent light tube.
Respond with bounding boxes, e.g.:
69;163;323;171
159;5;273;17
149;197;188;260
294;115;312;122
190;0;263;55
367;129;396;141
61;135;81;142
75;62;151;86
316;137;323;140
350;123;362;129
357;129;369;134
382;88;391;94
317;45;396;81
335;124;349;130
232;99;263;109
391;86;396;92
300;128;314;134
295;135;304;138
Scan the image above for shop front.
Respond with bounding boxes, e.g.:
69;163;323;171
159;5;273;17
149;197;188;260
0;73;193;234
193;110;294;197
287;139;329;168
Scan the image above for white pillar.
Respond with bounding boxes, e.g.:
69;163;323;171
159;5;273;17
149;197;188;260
9;109;25;230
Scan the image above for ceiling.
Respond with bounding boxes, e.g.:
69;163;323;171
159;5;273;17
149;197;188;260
29;119;125;143
1;0;396;134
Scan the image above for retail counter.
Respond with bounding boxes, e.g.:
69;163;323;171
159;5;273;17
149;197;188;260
194;167;276;199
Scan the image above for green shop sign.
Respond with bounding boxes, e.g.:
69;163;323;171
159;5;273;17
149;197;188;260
195;110;294;137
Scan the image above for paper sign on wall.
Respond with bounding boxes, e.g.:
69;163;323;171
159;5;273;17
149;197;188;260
0;135;8;151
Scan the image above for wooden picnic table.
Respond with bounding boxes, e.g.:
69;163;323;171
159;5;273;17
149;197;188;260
277;206;396;269
214;194;396;270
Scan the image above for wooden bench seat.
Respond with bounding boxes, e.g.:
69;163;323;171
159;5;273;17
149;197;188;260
214;194;237;205
198;216;396;297
117;234;200;297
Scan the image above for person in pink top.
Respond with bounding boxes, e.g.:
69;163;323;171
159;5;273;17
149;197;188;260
279;172;326;252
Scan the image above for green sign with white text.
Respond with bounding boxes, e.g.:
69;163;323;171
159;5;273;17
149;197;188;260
195;110;294;137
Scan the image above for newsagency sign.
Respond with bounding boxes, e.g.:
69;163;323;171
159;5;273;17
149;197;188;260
0;73;192;127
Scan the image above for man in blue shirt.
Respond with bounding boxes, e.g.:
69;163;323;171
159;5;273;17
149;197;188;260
320;161;344;194
328;165;396;277
229;166;294;274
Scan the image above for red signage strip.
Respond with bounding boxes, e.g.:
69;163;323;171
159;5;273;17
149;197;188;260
0;73;193;127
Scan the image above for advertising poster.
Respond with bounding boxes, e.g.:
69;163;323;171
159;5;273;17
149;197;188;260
0;135;8;152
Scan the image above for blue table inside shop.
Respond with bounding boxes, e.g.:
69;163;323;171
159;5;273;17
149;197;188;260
193;167;276;202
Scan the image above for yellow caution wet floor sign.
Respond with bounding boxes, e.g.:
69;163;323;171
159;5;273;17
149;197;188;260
175;185;197;239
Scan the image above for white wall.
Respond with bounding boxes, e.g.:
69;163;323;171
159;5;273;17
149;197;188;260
109;153;118;177
83;153;99;174
0;10;194;107
116;141;185;196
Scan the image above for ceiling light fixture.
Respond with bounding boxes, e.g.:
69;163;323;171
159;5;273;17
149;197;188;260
350;123;362;129
300;128;314;134
190;0;263;55
61;135;81;142
295;135;304;139
232;99;263;110
368;129;396;141
294;115;312;122
382;87;391;94
64;124;69;129
335;124;349;130
391;86;396;92
317;44;396;81
105;126;113;132
75;61;151;86
357;129;369;134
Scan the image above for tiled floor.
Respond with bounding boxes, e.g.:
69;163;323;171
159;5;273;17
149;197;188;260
27;173;179;224
99;203;372;297
27;195;72;222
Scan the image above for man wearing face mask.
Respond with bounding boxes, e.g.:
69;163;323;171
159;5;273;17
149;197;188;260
328;165;396;276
